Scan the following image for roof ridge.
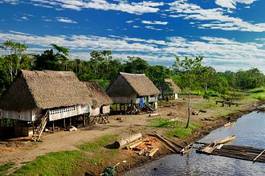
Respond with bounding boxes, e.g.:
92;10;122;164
120;72;145;76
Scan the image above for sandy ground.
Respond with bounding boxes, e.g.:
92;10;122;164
0;100;188;165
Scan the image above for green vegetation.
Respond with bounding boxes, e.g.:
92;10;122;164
248;87;265;101
0;162;15;176
79;134;117;152
1;40;265;95
12;135;119;175
13;151;83;176
79;134;118;165
150;118;200;139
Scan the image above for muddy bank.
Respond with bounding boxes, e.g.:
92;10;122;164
114;101;264;175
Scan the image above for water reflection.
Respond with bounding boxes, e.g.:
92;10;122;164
126;111;265;176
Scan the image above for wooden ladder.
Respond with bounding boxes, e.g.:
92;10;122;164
32;112;49;141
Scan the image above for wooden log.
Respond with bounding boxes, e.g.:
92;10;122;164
153;133;181;153
197;144;265;163
114;133;142;149
148;113;159;117
253;149;265;163
180;144;193;155
215;135;236;145
149;147;159;157
138;149;145;156
128;140;144;149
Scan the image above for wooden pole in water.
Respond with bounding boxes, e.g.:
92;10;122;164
253;149;265;163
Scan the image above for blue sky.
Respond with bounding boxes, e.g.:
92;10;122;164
0;0;265;71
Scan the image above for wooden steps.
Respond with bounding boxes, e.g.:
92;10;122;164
32;112;49;141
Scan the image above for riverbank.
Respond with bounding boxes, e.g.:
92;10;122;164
0;93;264;176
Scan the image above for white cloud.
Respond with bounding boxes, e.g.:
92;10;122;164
145;25;163;31
215;0;256;9
56;17;77;24
1;31;265;72
142;20;168;25
27;0;164;15
20;16;29;21
126;20;134;24
0;0;18;5
169;0;265;32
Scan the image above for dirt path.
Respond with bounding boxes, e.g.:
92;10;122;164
0;100;188;165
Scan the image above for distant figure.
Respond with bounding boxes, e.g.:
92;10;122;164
140;97;145;109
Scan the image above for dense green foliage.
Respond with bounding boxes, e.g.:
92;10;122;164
1;40;265;95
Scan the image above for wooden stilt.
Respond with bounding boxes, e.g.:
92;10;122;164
32;121;35;134
52;121;55;132
69;117;72;126
83;115;86;127
63;118;66;129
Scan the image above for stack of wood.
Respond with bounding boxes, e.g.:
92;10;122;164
114;133;160;157
125;137;160;157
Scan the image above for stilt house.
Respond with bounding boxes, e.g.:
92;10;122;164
107;72;160;112
0;70;92;138
84;81;112;117
163;78;181;100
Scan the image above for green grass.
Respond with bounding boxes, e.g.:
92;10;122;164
79;134;117;152
14;135;119;175
79;134;118;165
0;162;15;176
149;118;200;139
248;87;265;101
13;151;83;176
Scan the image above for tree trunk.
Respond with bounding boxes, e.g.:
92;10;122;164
185;91;191;128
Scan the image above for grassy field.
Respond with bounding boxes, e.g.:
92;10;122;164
0;162;15;176
149;118;200;139
11;135;118;176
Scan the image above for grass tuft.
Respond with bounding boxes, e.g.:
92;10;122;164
0;162;15;176
149;118;200;139
79;134;117;152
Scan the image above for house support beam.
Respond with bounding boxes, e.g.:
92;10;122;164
52;121;55;132
83;115;86;127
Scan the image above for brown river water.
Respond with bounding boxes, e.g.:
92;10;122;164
125;111;265;176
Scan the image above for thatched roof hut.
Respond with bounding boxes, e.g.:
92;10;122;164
107;72;160;98
84;81;112;107
164;78;181;93
0;70;92;111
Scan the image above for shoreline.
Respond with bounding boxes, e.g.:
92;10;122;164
1;99;263;176
116;101;264;175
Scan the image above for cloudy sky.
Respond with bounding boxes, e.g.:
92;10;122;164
0;0;265;71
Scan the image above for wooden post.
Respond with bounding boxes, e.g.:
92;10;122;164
32;121;35;134
63;118;66;129
69;117;72;126
52;121;55;132
83;115;86;127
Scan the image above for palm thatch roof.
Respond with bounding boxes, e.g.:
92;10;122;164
84;81;112;107
164;78;181;93
107;72;160;97
0;70;92;111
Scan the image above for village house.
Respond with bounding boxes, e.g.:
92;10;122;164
0;70;93;139
162;78;181;100
84;81;112;117
107;72;160;113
